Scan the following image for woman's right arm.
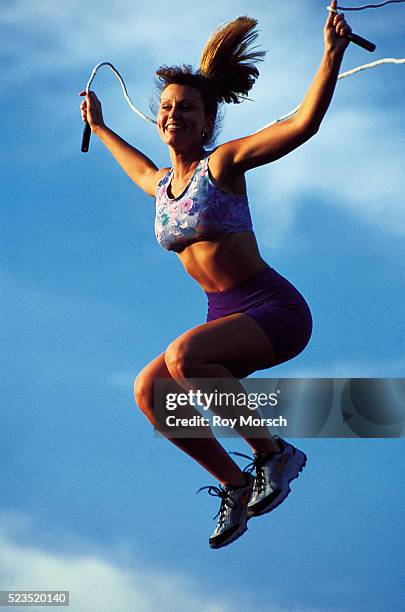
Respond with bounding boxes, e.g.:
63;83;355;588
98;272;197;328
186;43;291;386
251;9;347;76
80;91;162;197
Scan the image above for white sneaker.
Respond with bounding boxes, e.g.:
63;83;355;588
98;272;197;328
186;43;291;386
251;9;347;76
198;473;255;549
233;439;307;517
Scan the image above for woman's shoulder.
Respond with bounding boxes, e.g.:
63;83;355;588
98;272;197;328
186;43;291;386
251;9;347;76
141;167;171;199
206;145;247;197
157;166;172;179
154;166;171;191
207;143;246;179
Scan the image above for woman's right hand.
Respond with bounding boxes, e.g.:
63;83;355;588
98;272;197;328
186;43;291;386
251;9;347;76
79;90;105;133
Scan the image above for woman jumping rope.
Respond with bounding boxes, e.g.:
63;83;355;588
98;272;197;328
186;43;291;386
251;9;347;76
80;1;352;548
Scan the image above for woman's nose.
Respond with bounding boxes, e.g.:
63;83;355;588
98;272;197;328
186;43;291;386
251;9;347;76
169;106;181;118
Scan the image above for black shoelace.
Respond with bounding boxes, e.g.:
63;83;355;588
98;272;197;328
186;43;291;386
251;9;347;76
230;451;267;495
197;485;238;526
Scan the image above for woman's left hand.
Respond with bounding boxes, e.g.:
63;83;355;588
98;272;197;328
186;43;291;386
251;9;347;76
324;0;352;54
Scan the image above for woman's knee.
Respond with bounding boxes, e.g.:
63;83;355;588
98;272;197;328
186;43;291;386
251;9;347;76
133;371;155;420
165;338;196;379
134;352;173;421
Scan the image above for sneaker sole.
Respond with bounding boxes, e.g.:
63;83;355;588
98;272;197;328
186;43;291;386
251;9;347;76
247;449;307;518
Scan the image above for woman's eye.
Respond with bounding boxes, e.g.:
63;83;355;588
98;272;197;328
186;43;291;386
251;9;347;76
160;104;192;111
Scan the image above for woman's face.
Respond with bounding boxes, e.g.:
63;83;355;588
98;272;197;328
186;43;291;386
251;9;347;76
157;83;211;149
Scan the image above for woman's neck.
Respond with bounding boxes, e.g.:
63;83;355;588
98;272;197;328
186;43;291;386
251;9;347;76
168;146;206;180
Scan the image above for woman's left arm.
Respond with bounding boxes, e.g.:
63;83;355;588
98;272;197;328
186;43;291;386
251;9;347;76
223;0;352;172
294;0;351;134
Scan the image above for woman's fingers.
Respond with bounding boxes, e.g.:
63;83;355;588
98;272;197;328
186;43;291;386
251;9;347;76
333;13;346;30
79;92;90;123
337;19;351;37
326;0;337;26
80;95;87;122
336;18;344;33
78;90;104;131
333;13;344;26
331;11;351;38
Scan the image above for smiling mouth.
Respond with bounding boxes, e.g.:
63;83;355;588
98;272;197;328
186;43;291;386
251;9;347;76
165;125;185;132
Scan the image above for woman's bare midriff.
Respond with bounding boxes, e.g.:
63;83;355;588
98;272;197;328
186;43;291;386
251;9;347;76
177;231;270;292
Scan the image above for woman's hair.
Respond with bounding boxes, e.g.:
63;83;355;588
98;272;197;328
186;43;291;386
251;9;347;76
150;16;266;147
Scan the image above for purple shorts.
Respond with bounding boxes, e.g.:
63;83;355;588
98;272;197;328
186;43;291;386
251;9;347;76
205;266;312;365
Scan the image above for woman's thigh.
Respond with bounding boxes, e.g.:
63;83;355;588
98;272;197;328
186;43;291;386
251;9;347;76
165;312;277;379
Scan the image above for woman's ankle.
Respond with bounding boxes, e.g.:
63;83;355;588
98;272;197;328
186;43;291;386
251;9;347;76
251;437;282;456
223;472;250;489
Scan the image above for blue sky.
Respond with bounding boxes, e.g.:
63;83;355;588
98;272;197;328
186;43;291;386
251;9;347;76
1;0;404;610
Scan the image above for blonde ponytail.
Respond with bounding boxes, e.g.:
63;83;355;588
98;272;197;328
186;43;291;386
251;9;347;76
198;16;266;104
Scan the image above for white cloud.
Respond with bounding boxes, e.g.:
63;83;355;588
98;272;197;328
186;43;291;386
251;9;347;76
248;107;405;248
107;370;137;389
0;510;263;612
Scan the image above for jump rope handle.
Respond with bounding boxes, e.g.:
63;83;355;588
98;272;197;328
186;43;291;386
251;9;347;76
81;121;91;153
327;6;376;53
346;31;376;53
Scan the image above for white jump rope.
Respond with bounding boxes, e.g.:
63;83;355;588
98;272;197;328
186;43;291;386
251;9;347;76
81;2;405;152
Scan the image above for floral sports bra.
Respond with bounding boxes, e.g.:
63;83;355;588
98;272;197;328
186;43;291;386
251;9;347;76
154;150;253;252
